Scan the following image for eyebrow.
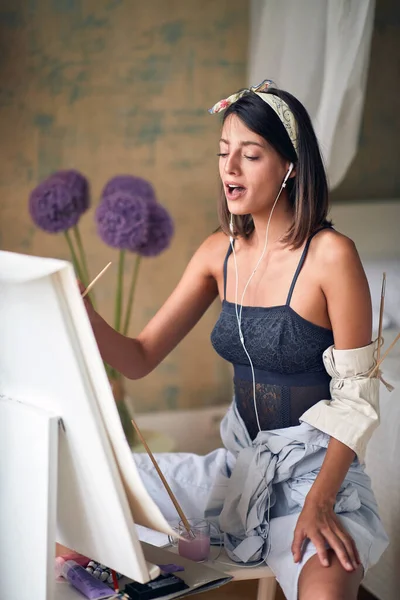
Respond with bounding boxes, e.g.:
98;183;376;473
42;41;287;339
219;138;265;149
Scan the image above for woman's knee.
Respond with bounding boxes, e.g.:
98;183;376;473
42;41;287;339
298;552;362;600
299;582;357;600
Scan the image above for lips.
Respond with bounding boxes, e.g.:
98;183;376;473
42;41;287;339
225;183;247;200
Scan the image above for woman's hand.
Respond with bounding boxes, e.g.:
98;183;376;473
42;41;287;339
77;280;96;321
292;496;361;571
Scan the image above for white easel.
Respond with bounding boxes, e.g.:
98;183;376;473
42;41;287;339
0;397;60;599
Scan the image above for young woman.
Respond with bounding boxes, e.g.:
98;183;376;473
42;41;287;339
83;80;388;600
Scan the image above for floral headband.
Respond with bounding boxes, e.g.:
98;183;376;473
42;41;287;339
208;79;298;154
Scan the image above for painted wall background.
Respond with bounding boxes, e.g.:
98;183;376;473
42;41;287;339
0;0;248;412
0;0;397;414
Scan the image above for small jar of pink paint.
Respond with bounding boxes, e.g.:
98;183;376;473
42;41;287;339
169;518;221;562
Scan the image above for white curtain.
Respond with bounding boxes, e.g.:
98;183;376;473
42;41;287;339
249;0;375;189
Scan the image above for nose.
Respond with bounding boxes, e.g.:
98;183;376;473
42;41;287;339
224;151;241;176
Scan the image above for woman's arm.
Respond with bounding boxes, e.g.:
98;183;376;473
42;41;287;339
292;232;372;571
85;233;224;379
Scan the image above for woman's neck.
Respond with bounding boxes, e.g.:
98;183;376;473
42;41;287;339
250;199;294;251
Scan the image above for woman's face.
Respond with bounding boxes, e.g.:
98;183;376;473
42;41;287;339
219;114;292;217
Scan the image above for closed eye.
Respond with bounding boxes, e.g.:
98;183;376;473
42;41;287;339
217;153;259;160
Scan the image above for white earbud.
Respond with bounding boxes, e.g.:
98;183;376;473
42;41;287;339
282;162;294;188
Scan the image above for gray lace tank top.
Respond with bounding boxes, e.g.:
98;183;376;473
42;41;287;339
211;228;334;439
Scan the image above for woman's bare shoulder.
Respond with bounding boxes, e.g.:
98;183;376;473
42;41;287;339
310;228;371;347
310;227;360;268
202;229;230;251
197;229;230;276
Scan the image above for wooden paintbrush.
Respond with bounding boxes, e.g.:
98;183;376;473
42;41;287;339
131;417;194;537
377;272;386;361
370;331;400;379
81;262;112;298
369;271;400;379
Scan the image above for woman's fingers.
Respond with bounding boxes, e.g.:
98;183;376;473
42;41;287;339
292;507;361;572
322;527;354;571
332;522;360;569
291;527;306;563
309;531;330;567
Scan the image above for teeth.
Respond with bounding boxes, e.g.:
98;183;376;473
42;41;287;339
228;185;240;189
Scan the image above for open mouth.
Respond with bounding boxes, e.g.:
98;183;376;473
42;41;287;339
225;184;247;199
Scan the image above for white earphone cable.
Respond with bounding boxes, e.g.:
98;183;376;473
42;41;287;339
227;164;293;561
230;237;262;433
230;164;293;435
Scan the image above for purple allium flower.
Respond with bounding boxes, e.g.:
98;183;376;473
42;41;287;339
95;190;150;250
29;170;89;234
102;175;157;205
51;169;90;212
136;202;174;257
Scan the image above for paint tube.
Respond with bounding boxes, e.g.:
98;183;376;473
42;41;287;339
55;558;115;599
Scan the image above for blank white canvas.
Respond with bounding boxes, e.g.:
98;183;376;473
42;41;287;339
0;250;174;582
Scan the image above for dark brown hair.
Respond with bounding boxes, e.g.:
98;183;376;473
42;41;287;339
217;89;330;249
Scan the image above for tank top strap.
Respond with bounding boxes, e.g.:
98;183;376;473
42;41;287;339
223;240;235;301
286;225;333;306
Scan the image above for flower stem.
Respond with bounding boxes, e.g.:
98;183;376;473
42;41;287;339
64;229;84;282
122;254;141;336
114;250;125;333
73;225;90;287
72;224;96;307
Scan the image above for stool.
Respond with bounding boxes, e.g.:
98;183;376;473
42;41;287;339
204;548;277;600
169;545;277;600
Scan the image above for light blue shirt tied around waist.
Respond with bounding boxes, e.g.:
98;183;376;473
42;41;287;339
211;401;363;564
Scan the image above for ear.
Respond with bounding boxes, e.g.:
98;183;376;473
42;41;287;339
282;162;295;187
284;162;296;182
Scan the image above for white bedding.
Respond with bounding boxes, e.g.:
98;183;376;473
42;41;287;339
364;328;400;600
